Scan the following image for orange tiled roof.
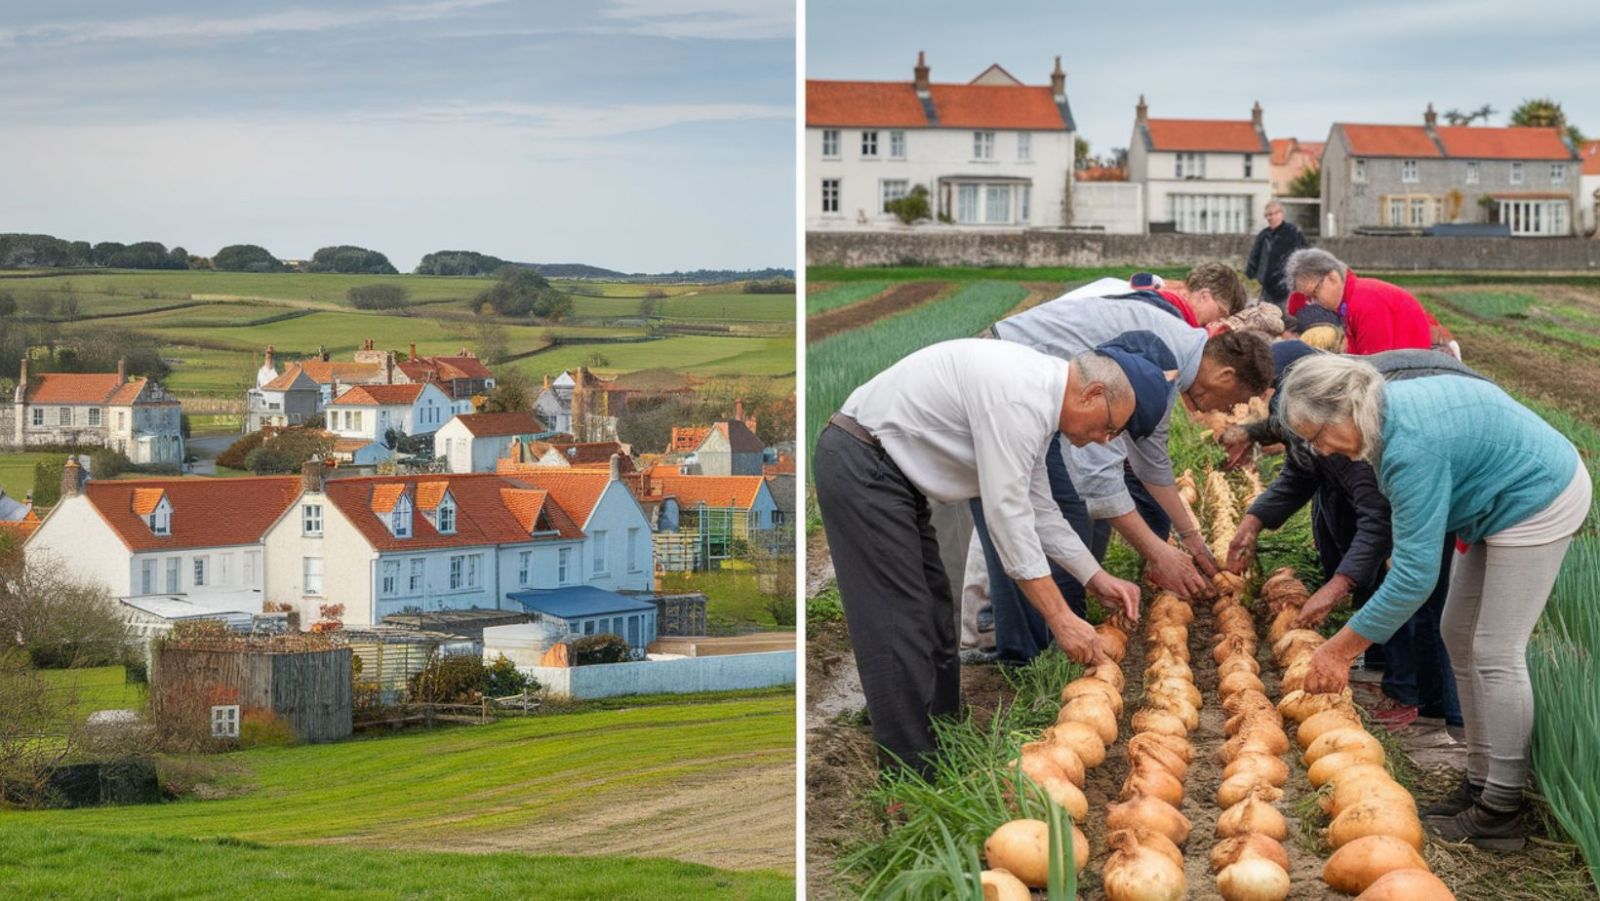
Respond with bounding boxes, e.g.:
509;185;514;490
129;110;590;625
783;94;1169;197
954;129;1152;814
1075;165;1128;182
76;477;303;551
263;364;320;392
653;475;767;511
325;474;583;551
927;84;1068;130
1435;125;1573;161
397;355;493;383
670;426;711;453
1270;137;1295;166
806;80;927;128
414;481;449;511
455;412;546;438
1336;124;1443;158
130;488;166;516
1582;140;1600;176
806;79;1069;131
24;373;145;405
1144;119;1268;153
370;483;408;513
107;380;162;406
297;360;383;385
499;488;548;534
493;466;612;527
332;383;426;406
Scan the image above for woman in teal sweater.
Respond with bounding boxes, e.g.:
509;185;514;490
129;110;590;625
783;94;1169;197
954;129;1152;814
1276;354;1590;850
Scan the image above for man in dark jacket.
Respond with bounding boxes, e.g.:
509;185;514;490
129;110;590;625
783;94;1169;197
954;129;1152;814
1245;201;1307;309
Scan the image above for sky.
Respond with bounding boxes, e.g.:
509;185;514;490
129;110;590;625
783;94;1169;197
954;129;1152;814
807;0;1600;161
0;0;795;273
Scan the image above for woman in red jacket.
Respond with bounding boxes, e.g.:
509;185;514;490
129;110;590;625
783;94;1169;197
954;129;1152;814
1283;248;1453;356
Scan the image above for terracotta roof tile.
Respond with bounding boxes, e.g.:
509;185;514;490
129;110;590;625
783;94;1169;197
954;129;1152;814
370;483;407;513
1582;140;1600;176
332;383;425;406
107;380;163;406
263;365;319;392
492;466;611;527
326;473;582;551
928;83;1067;130
297;360;384;385
500;488;547;534
653;475;766;510
1336;124;1443;158
1271;137;1295;166
25;373;135;405
806;80;928;128
670;427;710;453
1145;119;1269;153
455;412;546;437
130;488;166;516
414;481;449;511
1075;165;1128;182
1435;125;1573;161
75;477;303;551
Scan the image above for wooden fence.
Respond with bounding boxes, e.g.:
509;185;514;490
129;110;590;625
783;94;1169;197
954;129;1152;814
150;644;353;743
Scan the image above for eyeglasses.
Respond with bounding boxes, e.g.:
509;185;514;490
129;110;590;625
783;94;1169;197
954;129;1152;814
1104;392;1124;440
1298;273;1329;297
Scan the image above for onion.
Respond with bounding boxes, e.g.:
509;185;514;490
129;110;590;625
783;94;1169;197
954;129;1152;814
1267;607;1298;644
1061;677;1124;715
1020;740;1085;787
1059;696;1118;744
1103;831;1187;901
1146;677;1203;709
1297;708;1364;749
1327;799;1424;851
1122;759;1186;807
1130;708;1189;738
1279;688;1354;723
1097;622;1129;662
1128;731;1194;764
1214;571;1246;594
1354;868;1454;901
1217;606;1254;630
1210;834;1290;874
1141;693;1200;731
1107;826;1183;870
1217;770;1285;807
1314;763;1392;814
1088;663;1126;692
1045;722;1106;769
1217;858;1290;901
1224;709;1283;737
1151;627;1189;660
1223;690;1277;719
1040;774;1089;820
1304;727;1385;767
1220;729;1287;763
1216;787;1287;840
1327;773;1416;819
1128;736;1190;780
1217;653;1261;677
1323;835;1430;894
979;869;1031;901
982;818;1088;887
1272;630;1323;666
1107;793;1191;845
1213;594;1244;616
1309;749;1388;788
1214;635;1255;664
1218;669;1266;698
1223;752;1289;787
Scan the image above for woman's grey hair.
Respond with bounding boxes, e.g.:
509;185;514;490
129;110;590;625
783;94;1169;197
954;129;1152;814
1276;354;1386;463
1071;351;1134;406
1282;247;1348;293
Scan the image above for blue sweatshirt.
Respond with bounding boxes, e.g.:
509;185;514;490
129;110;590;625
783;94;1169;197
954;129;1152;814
1349;376;1580;643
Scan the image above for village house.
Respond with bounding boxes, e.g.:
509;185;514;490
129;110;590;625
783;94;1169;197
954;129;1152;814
806;53;1077;229
490;459;656;595
1128;97;1275;234
246;347;322;432
247;339;481;433
10;359;184;464
689;417;765;476
1321;105;1581;237
1579;139;1600;233
501;437;634;472
433;411;551;473
1270;137;1325;196
395;344;495;416
324;381;453;464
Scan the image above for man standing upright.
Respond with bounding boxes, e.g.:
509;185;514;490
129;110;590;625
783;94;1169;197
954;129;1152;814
1245;200;1307;310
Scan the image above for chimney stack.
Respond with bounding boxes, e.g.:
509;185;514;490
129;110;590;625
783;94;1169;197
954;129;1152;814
914;50;930;97
1136;94;1148;124
609;453;621;481
1424;102;1438;128
265;345;275;371
385;353;394;385
116;358;126;384
543;374;551;390
18;357;27;387
734;398;745;423
61;457;84;499
409;342;417;360
1050;56;1065;100
1251;100;1263;128
302;459;326;494
319;344;329;362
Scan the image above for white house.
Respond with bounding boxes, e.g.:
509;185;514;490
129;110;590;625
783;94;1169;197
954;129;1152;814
653;474;781;534
11;360;184;465
325;382;452;463
493;461;657;594
1128;97;1274;234
1577;139;1600;233
396;346;495;416
434;411;550;473
806;53;1076;229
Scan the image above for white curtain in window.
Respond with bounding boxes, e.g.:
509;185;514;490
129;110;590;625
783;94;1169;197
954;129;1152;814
985;185;1010;224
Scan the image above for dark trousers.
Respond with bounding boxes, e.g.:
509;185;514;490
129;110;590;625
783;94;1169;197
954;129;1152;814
973;438;1170;665
814;424;957;776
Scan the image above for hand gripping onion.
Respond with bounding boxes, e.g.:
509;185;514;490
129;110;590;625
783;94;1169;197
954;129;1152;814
1217;857;1291;901
1209;834;1290;874
1323;834;1430;894
1107;792;1192;845
1353;868;1454;900
983;818;1087;887
1103;828;1186;901
979;869;1031;901
1059;695;1118;745
1216;786;1287;840
1304;727;1385;767
1327;799;1424;851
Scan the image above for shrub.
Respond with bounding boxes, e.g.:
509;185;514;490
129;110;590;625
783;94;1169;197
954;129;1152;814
347;284;410;311
88;447;132;480
570;634;632;666
238;709;297;748
885;185;932;224
483;654;531;697
407;653;488;703
217;431;267;470
30;454;69;507
743;277;796;294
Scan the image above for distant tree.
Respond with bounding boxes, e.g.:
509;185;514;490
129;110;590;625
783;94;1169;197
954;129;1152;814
30;455;69;508
51;328;169;381
414;250;511;276
474;316;509;364
1109;147;1129;168
168;246;189;268
1075;135;1093;169
346;283;410;311
613;394;691;453
0;234;94;269
243;428;333;474
308;245;398;275
217;430;268;470
1288;165;1321;198
57;295;79;320
474;267;572;320
480;368;534;413
212;244;286;273
1443;104;1495;126
1510;98;1584;145
90;242;126;267
0;550;128;670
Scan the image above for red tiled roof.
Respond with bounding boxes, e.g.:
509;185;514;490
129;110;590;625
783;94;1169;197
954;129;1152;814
1270;137;1295;166
1075;165;1128;182
927;84;1067;130
1298;141;1325;160
1435;126;1573;161
1582;140;1600;176
455;412;546;438
806;80;928;128
492;466;612;528
654;475;767;511
325;474;583;551
398;354;493;382
414;481;449;511
333;437;378;454
25;373;140;405
263;365;319;392
544;441;631;467
297;360;383;384
370;484;407;513
332;383;425;406
1145;119;1267;153
130;488;165;516
107;380;162;406
1336;124;1442;158
670;427;710;453
764;454;795;476
77;477;303;551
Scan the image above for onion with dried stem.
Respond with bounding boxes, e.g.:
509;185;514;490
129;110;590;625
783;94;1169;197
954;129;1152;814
1216;787;1288;840
1217;857;1290;901
1209;834;1290;874
1107;793;1192;845
1107;826;1183;870
1222;752;1289;787
1130;708;1190;738
1103;827;1187;901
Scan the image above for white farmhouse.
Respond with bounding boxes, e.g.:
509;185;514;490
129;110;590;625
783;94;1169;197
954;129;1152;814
806;53;1076;229
434;411;550;473
1128;97;1274;234
325;382;452;464
12;360;184;464
492;462;657;594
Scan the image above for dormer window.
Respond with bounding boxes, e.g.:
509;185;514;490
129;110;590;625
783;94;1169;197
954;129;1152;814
391;494;412;538
137;491;172;536
151;505;170;536
437;496;456;534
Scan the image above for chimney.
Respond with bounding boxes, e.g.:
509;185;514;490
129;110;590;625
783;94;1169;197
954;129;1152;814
1050;56;1065;100
609;453;621;481
543;375;551;390
734;398;745;423
116;358;126;384
385;353;394;385
1424;102;1438;128
1136;94;1148;124
1251;100;1263;128
913;50;930;97
302;459;326;494
265;345;275;371
61;457;84;499
18;357;27;388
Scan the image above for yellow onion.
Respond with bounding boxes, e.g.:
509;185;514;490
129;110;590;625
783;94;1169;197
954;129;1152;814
1020;740;1085;787
983;818;1088;887
1266;607;1299;644
1272;629;1324;666
1141;693;1200;732
1128;731;1194;765
1103;829;1186;901
1309;750;1388;788
1044;722;1106;769
1151;628;1189;660
1106;793;1192;845
1214;571;1246;594
1107;826;1183;871
1279;688;1354;723
1146;677;1203;709
1218;670;1266;698
1217;858;1290;901
1217;653;1261;679
1130;708;1189;738
1223;690;1278;719
1223;752;1289;788
1097;621;1129;662
1213;635;1255;664
1224;708;1283;737
1216;787;1287;840
1128;735;1190;780
1213;594;1245;616
1088;663;1126;692
1061;677;1124;715
1279;658;1312;693
1144;655;1194;683
1304;727;1385;767
1325;772;1415;819
1217;770;1286;807
1220;728;1288;763
1323;835;1430;894
1059;696;1118;744
1327;800;1424;851
979;869;1031;901
1297;708;1364;749
1040;775;1089;821
1209;834;1290;874
1149;594;1193;623
1354;868;1454;901
1122;760;1186;807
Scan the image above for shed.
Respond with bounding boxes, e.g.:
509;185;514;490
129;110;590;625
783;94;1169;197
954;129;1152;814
150;640;353;743
506;586;659;654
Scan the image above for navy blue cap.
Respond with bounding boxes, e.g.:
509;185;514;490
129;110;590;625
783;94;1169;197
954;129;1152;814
1092;330;1177;441
1267;339;1322;417
1290;302;1343;332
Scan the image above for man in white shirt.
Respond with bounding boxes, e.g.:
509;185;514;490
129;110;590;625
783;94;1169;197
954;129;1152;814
814;337;1170;774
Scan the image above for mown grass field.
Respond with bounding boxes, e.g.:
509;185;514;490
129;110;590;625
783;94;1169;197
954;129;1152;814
37;665;148;723
659;568;790;632
0;269;498;308
0;450;56;500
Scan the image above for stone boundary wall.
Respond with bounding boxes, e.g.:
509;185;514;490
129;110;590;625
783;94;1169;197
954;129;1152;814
523;649;795;699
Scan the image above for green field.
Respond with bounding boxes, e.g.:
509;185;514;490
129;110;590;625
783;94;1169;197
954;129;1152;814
657;293;796;322
0;451;58;500
660;568;791;632
0;269;498;309
805;281;891;316
510;335;795;380
38;665;147;723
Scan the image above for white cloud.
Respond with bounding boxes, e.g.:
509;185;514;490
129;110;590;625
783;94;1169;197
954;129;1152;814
603;0;793;40
350;100;792;138
0;0;506;47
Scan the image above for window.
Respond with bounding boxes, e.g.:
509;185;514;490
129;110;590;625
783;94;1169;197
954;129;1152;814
218;554;230;585
628;528;641;572
140;559;156;594
957;184;980;223
860;130;878;157
518;550;531;585
557;547;572;584
1175;153;1205;178
1017;133;1031;161
821;129;839;158
1020;185;1031;223
1353;159;1367;183
1410;198;1428;226
1511;162;1524;185
303;556;323;596
821;179;840;214
1551;163;1567;183
592;530;608;574
409;558;425;593
437;498;456;534
1388;197;1406;225
889;130;905;159
1466;162;1480;184
984;185;1010;223
879;179;909;212
303;504;323;536
150;504;170;536
244;552;257;585
190;556;206;587
165;557;180;593
584;620;596;636
30;409;41;427
381;560;400;596
392;496;411;538
973;131;995;160
1243;154;1254;178
449;555;464;589
353;410;363;432
1168;194;1251;234
469;554;482;588
1401;160;1418;183
59;407;71;426
1503;198;1572;236
88;408;101;427
569;621;581;635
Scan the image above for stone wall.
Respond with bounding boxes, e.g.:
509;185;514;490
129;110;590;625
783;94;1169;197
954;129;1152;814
0;403;15;449
806;230;1600;272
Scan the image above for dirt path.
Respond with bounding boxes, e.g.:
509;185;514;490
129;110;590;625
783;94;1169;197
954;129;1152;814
806;282;947;343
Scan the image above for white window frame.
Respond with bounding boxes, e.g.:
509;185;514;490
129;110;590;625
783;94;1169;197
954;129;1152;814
192;556;206;588
820;178;840;214
1017;132;1031;162
1175;153;1205;179
1353;159;1367;183
244;551;257;585
218;554;230;586
165;556;180;594
1243;154;1253;178
88;407;101;427
973;131;995;160
31;408;42;427
408;557;425;594
1551;163;1567;183
381;560;400;597
150;504;170;536
140;559;156;595
879;178;910;213
303;504;323;536
821;129;839;158
391;496;411;538
889;130;905;159
860;130;878;158
303;556;324;596
592;530;608;575
1401;159;1418;183
557;547;572;584
518;550;531;586
58;407;71;426
449;555;464;590
1511;162;1524;185
1466;161;1480;184
467;554;482;589
436;498;456;534
1020;185;1031;223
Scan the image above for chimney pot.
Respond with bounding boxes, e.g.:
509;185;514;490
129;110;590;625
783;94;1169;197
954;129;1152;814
302;459;326;494
914;50;930;96
409;342;417;360
116;358;127;384
734;398;745;422
1424;102;1438;128
1251;100;1263;128
61;457;84;498
609;453;621;481
1050;56;1066;99
1136;94;1148;124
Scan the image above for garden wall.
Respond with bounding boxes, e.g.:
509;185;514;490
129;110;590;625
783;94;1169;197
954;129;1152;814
806;231;1600;271
523;650;794;699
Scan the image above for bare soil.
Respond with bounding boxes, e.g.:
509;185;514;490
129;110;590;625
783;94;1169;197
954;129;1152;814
806;282;948;343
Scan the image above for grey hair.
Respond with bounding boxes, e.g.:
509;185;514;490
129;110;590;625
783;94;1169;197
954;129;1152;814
1264;200;1284;215
1282;247;1348;294
1276;354;1386;463
1070;351;1134;406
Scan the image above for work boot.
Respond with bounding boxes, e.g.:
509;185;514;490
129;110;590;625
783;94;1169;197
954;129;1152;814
1428;800;1526;851
1421;775;1482;818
